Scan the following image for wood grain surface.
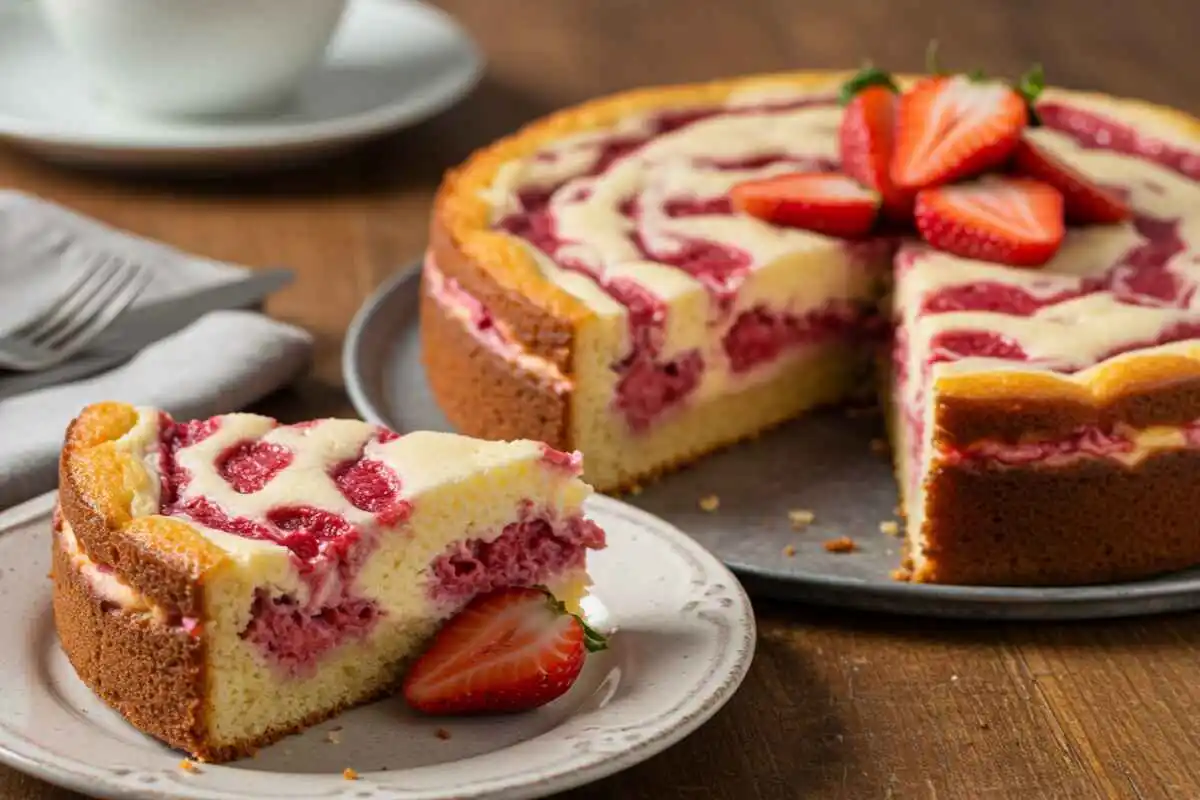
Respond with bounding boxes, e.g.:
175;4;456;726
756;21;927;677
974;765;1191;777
3;1;1199;798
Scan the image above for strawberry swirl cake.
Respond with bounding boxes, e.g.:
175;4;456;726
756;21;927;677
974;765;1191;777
423;65;1200;586
53;402;605;761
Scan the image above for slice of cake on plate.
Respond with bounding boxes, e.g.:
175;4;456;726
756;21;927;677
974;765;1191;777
423;66;1200;586
52;402;606;762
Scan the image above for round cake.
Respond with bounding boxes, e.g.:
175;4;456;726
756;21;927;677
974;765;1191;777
421;68;1200;586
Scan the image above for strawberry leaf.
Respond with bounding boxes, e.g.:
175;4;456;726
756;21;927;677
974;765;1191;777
577;615;609;653
839;64;898;105
532;584;609;652
1016;63;1046;127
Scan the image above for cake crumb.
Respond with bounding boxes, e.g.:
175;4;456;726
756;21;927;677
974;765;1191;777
788;509;815;529
699;494;720;512
178;759;200;774
879;520;900;536
342;768;359;781
628;484;643;496
326;729;342;744
869;438;889;455
782;544;797;558
823;536;858;554
435;727;452;740
891;566;913;581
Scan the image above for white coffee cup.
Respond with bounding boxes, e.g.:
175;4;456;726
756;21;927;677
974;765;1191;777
37;0;349;118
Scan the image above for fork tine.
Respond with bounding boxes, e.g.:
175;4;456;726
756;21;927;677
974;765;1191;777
43;260;148;352
11;259;110;339
19;258;122;343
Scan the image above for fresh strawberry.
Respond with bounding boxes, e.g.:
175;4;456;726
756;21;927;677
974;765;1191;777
838;66;913;222
730;172;880;238
914;177;1065;267
1009;137;1131;225
403;586;607;715
891;65;1044;191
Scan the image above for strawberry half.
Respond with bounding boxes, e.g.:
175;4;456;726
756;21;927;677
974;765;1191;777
891;66;1043;191
914;177;1065;267
838;66;913;222
1010;137;1131;225
403;586;607;716
730;172;880;238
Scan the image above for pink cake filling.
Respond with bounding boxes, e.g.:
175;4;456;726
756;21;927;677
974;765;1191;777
428;503;606;607
151;413;600;676
940;420;1200;469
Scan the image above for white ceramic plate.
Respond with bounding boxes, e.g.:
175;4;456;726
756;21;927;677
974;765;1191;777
0;0;483;170
0;491;755;800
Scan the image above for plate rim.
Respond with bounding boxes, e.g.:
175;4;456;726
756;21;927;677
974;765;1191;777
343;260;1200;620
0;0;485;153
0;491;757;800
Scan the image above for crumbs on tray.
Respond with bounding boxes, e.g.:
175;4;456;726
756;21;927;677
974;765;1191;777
782;544;796;558
698;494;720;512
343;767;359;781
178;759;200;774
788;509;815;529
824;536;858;554
879;520;900;536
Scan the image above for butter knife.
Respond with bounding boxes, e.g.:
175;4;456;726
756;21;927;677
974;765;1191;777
0;268;294;401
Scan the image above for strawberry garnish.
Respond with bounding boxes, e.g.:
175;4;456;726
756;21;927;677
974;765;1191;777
1010;138;1131;225
891;64;1044;191
838;66;913;222
403;586;607;716
731;172;880;238
914;177;1065;267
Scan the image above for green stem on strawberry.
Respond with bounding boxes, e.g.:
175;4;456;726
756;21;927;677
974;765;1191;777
534;585;609;653
838;64;898;106
924;41;1046;126
1017;63;1045;127
578;617;609;653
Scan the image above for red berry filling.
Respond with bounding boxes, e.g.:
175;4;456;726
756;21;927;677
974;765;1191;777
217;440;294;494
1038;103;1200;182
428;505;606;607
722;303;867;373
241;590;380;678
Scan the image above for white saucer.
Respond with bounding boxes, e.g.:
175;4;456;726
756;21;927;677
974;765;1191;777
0;491;755;800
0;0;484;171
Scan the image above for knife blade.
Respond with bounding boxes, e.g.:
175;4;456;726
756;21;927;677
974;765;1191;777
0;268;294;402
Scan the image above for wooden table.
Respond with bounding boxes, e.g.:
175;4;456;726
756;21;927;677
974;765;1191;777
4;1;1200;797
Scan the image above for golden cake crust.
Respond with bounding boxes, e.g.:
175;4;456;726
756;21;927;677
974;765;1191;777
911;449;1200;585
51;523;211;757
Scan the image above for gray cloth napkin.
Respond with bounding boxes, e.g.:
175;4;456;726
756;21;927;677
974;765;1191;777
0;192;313;509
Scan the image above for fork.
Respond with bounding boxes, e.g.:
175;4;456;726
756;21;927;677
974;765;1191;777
0;253;151;372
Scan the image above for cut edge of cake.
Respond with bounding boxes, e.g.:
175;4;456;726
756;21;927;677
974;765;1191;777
53;402;605;762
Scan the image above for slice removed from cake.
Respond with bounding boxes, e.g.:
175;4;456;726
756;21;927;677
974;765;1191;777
53;402;606;762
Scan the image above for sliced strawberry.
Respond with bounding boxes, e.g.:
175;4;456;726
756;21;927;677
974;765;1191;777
838;67;913;222
891;72;1035;191
1010;138;1131;225
403;586;607;716
914;177;1065;267
730;172;880;238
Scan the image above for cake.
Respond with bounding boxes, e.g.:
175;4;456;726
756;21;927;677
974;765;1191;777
53;401;605;762
422;67;1200;586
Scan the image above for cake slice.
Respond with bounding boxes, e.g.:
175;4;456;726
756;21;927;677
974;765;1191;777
53;402;606;762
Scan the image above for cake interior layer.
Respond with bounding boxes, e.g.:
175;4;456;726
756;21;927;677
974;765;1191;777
84;408;606;755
